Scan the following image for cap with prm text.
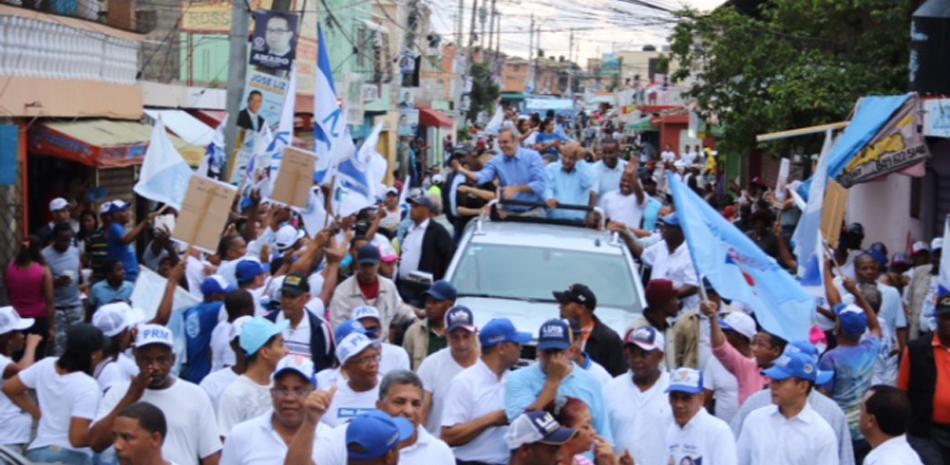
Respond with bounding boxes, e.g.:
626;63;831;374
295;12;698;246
135;324;174;349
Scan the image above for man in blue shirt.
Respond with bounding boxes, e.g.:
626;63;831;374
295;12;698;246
505;319;613;445
181;275;235;383
544;143;597;222
451;128;546;214
102;200;156;283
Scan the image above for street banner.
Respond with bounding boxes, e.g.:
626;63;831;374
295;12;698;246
820;180;848;249
250;10;298;71
399;107;419;137
134;119;193;210
839;94;930;187
173;176;238;253
240;70;290;132
668;173;814;342
272;147;318;208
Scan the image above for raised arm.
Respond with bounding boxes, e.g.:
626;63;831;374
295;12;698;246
842;277;882;338
285;387;336;465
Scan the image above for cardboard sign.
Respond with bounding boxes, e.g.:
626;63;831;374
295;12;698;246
173;175;238;253
271;146;317;208
821;180;849;249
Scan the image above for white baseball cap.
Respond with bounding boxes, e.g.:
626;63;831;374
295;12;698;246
273;355;316;383
92;302;146;338
720;312;757;341
0;306;33;335
624;326;665;352
275;225;304;251
336;332;379;365
912;241;930;255
49;197;69;212
135;324;174;349
932;237;944;252
352;305;381;323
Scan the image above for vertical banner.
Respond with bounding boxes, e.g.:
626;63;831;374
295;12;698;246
250;10;298;72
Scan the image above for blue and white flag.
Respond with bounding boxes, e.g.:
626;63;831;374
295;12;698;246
135;119;193;210
313;24;355;184
668;173;814;342
792;129;835;302
339;120;384;199
197;117;226;179
296;187;330;238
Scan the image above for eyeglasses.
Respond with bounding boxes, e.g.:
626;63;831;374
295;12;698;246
272;387;314;399
347;354;382;367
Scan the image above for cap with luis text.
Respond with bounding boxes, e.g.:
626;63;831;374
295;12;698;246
537;319;572;351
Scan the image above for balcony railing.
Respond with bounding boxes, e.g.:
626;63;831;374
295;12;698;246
0;14;139;84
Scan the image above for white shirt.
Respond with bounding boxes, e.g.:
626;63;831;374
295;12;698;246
19;357;100;454
97;378;222;465
642;240;700;309
601;190;648;229
222;411;333;465
319;374;381;427
200;367;240;412
441;358;510;464
277;311;312;360
666;408;737;465
703;356;740;423
95;354;139;393
217;375;272;435
210;320;235;372
185;255;210;301
661;150;676;163
603;371;672;465
0;355;35;446
399;219;429;279
863;435;923;465
417;348;470;435
583;357;614;386
737;404;838;465
593;159;627;196
380;342;411;376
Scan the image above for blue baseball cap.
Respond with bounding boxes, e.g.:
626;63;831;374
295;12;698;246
239;317;289;356
425;280;458;302
106;199;131;214
505;411;577;450
537;319;571;351
661;212;680;227
936;286;950;317
762;346;833;384
834;303;868;337
200;275;236;296
345;410;415;461
479;318;533;349
783;340;833;385
445;305;476;333
357;245;381;265
235;260;267;285
666;367;704;395
334;319;367;342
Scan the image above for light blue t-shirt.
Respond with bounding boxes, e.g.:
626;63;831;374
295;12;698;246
544;161;596;221
818;336;881;440
88;280;134;310
505;362;613;445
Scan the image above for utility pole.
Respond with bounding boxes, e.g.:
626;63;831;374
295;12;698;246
486;0;496;60
567;28;573;96
468;0;479;66
493;10;501;73
223;1;251;178
528;14;534;91
534;21;540;93
478;5;487;51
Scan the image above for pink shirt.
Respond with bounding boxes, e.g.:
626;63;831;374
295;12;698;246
712;340;767;406
5;262;47;318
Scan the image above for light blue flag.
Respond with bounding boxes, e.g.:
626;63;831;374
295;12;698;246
313;24;355;184
792;129;835;302
338;120;383;199
667;173;815;342
134;119;193;210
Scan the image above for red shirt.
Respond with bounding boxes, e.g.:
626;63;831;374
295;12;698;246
357;278;380;300
898;333;950;423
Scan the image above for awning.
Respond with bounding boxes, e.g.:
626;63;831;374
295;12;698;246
418;108;454;129
625;116;657;132
189;110;227;128
29;120;204;169
144;109;215;147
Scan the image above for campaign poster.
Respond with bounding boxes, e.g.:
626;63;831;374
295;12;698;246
239;70;289;131
250;9;298;71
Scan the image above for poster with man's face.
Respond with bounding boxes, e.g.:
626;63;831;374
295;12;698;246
250;10;298;71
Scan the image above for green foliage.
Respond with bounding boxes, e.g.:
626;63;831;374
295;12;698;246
668;0;916;157
467;62;501;123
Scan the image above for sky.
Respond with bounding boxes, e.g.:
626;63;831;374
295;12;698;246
422;0;726;64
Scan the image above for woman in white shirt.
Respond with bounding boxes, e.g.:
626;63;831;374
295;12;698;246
0;306;43;451
91;302;142;393
2;323;105;465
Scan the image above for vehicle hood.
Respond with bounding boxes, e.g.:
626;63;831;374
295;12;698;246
458;296;636;342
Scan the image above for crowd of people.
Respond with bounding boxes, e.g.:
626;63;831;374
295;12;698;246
0;105;946;465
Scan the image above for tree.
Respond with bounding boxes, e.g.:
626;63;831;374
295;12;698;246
668;0;917;157
467;62;500;123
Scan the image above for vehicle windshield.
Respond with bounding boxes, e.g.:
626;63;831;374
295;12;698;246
450;242;640;310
